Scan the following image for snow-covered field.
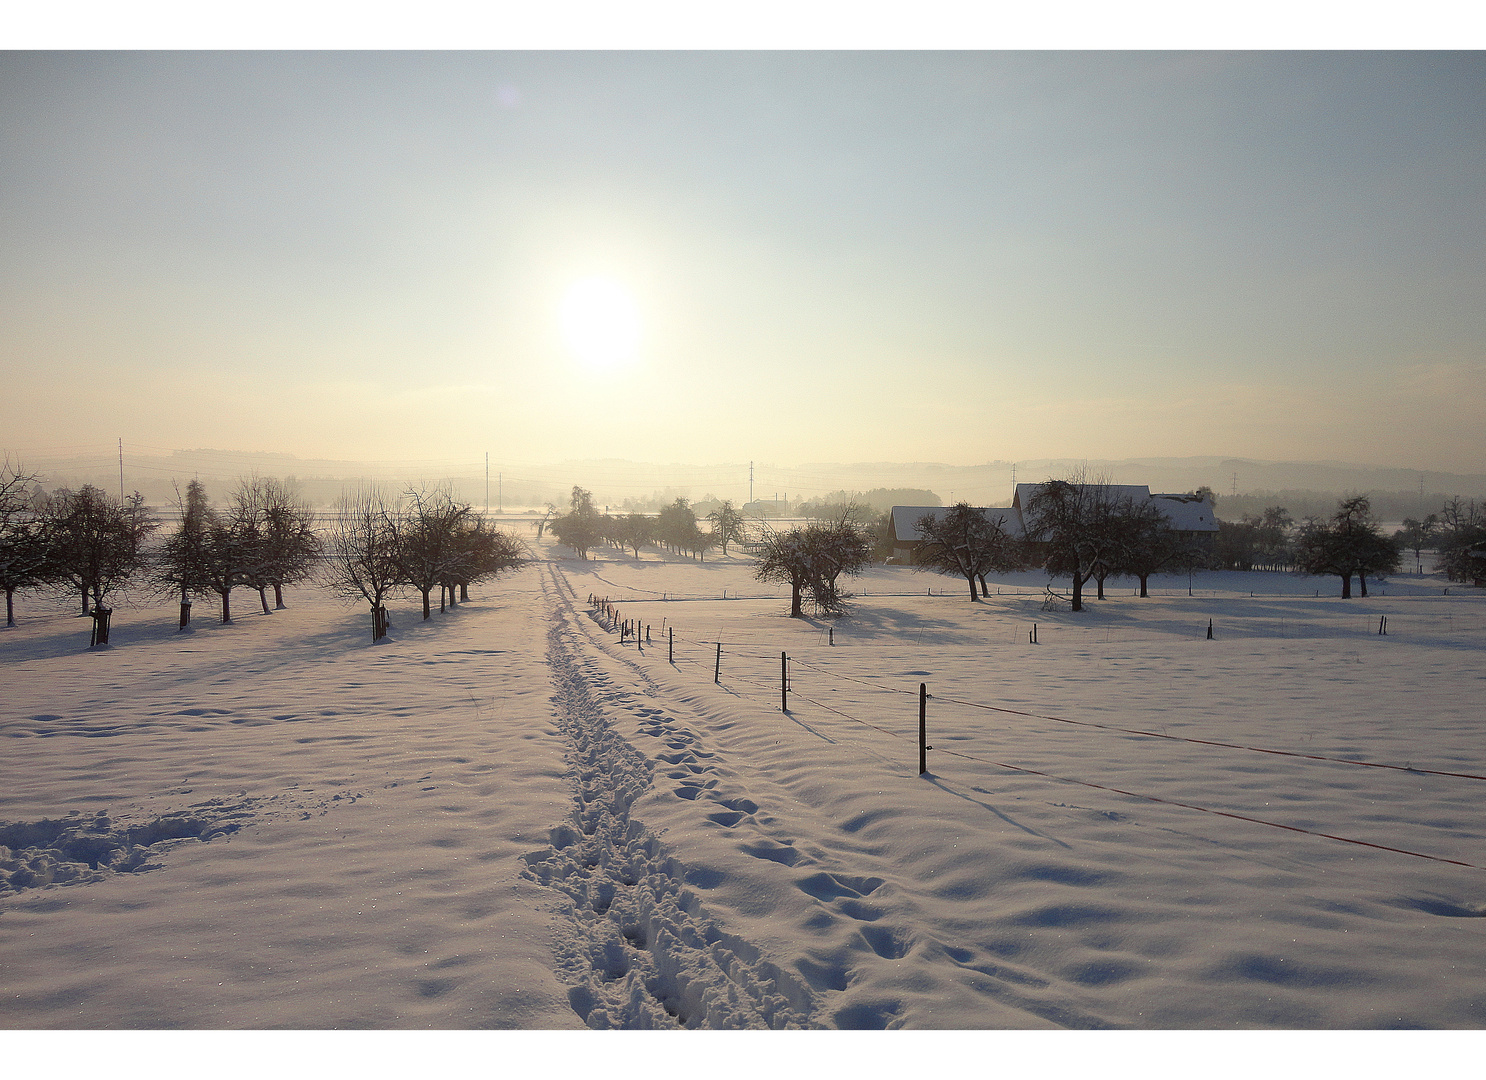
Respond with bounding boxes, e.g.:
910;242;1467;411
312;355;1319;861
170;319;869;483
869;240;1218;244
3;542;1485;1032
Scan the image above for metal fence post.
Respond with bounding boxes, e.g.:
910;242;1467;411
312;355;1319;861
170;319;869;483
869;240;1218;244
919;682;928;775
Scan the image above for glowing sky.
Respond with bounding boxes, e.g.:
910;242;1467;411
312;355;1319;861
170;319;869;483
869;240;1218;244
2;51;1482;470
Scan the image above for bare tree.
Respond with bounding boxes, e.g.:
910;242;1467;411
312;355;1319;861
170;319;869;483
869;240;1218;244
612;512;653;559
754;511;872;617
1294;496;1399;598
0;457;46;627
913;503;1020;601
258;477;320;609
446;515;529;600
391;485;470;619
154;479;216;629
802;508;873;613
36;484;157;643
1395;514;1439;575
655;497;703;559
227;476;317;614
1432;498;1483;585
1022;474;1124;612
706;500;746;556
322;486;403;641
550;486;604;560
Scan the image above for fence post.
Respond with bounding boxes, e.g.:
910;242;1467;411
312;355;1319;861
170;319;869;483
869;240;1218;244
1207;619;1213;640
919;683;928;775
646;624;651;643
829;627;834;646
781;651;788;712
715;642;721;684
669;626;674;663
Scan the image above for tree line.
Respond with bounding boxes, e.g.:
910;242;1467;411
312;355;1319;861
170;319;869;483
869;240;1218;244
0;459;527;644
909;477;1458;610
547;487;749;563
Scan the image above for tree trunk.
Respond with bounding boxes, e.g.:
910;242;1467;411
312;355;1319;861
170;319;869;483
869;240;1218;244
274;582;285;609
179;601;191;629
439;585;447;613
5;586;14;627
1357;572;1369;598
220;589;232;623
1071;572;1085;611
1139;574;1149;598
1339;573;1352;599
790;581;803;618
978;574;989;598
964;573;979;601
258;586;271;614
422;588;432;620
80;584;89;616
460;582;469;602
1095;573;1107;600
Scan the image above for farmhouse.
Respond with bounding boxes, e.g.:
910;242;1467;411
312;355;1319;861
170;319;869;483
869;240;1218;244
889;484;1218;563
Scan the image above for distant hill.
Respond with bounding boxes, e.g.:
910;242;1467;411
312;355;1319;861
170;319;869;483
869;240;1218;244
13;447;1483;518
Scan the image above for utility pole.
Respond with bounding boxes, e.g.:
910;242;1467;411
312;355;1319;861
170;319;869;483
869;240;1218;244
118;438;124;503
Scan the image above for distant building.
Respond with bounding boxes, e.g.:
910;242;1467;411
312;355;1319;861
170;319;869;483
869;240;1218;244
889;484;1217;563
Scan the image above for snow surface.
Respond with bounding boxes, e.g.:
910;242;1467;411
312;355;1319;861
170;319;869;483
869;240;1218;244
3;542;1485;1032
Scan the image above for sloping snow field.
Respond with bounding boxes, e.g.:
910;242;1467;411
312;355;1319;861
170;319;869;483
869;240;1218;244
4;540;1485;1036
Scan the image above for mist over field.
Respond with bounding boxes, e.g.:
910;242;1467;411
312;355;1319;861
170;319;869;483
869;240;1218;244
17;446;1486;523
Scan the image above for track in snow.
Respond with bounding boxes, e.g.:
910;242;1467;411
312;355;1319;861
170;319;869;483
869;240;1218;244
521;566;815;1029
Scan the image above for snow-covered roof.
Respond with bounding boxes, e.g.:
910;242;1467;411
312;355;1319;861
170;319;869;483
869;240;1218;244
1150;493;1219;533
890;506;1024;543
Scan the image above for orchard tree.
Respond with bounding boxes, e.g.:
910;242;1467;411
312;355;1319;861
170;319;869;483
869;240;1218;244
1294;496;1399;598
550;486;604;560
914;503;1020;601
443;515;528;603
706;501;747;556
612;512;653;558
323;486;402;642
1396;514;1439;574
754;513;872;617
802;509;873;613
391;486;470;619
154;479;217;629
0;458;46;627
655;498;703;558
36;484;157;642
1435;498;1485;585
258;477;320;609
1022;475;1126;612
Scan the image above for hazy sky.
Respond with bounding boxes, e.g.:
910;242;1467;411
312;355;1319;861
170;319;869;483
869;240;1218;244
2;51;1482;471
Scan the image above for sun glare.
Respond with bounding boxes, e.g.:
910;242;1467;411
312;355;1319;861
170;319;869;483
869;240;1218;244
559;277;642;370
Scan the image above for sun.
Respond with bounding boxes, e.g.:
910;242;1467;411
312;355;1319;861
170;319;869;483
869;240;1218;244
558;277;642;370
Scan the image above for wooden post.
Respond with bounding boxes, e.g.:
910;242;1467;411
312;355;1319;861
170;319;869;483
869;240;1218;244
919;683;928;775
669;626;674;663
715;642;721;684
781;652;788;712
646;624;651;643
829;627;834;646
1207;619;1213;640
